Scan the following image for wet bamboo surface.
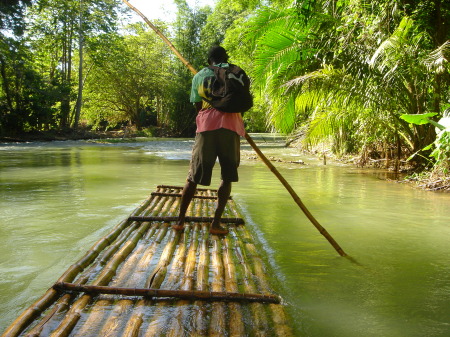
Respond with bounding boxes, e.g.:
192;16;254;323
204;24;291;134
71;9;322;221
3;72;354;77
2;185;294;337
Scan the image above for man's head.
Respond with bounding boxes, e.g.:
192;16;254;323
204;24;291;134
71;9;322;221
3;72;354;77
207;46;229;65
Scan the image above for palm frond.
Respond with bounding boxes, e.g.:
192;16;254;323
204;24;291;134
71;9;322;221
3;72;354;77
424;40;450;74
244;7;299;46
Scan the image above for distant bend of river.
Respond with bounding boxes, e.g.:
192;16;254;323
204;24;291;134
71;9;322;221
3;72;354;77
1;134;450;336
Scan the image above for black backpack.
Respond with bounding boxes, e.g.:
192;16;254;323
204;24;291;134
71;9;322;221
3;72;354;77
202;64;253;113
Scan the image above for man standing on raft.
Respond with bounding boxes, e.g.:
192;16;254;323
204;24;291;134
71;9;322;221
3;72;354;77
173;46;247;236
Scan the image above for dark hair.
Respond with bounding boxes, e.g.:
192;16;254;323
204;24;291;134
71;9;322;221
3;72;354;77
207;46;229;64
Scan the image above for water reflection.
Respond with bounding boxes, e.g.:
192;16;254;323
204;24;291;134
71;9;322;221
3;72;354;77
1;137;450;336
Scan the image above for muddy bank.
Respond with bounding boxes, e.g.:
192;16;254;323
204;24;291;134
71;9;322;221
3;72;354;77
0;127;172;143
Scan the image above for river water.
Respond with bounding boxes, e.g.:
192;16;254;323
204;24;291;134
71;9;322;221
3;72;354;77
1;135;449;336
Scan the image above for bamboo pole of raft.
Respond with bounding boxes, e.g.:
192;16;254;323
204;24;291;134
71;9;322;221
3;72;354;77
121;0;346;257
145;192;194;289
166;225;201;336
165;195;204;336
149;191;206;336
24;274;90;337
116;191;181;287
28;216;147;337
1;194;155;337
192;189;251;335
47;221;152;337
237;225;294;336
71;191;178;337
192;209;211;335
71;230;156;336
206;190;227;336
103;223;178;337
222;236;246;336
230;229;271;335
115;204;189;337
225;196;299;335
142;195;199;336
208;200;227;336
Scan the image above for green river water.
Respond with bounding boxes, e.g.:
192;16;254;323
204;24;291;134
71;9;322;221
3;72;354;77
1;135;449;336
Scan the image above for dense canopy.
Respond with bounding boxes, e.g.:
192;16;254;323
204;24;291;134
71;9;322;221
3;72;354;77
1;0;449;180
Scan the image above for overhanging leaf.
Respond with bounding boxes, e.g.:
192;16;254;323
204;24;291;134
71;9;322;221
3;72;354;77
400;113;438;125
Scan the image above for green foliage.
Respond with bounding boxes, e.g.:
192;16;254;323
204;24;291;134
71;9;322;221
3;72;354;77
400;113;439;126
0;0;123;135
0;0;275;137
2;0;449;170
82;23;171;130
431;131;450;173
402;113;450;173
200;2;239;49
243;0;450;163
0;36;59;135
168;0;212;136
0;0;32;34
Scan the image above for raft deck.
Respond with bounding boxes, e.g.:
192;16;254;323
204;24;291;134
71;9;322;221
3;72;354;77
2;185;293;337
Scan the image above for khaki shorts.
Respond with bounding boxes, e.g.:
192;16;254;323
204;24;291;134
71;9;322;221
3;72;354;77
188;128;240;186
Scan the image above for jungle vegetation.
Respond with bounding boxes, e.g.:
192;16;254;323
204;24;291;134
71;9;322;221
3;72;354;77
1;0;449;185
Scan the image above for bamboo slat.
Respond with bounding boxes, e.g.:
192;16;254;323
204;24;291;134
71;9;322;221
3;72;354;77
231;229;271;336
48;222;152;337
237;226;295;336
157;184;217;192
141;198;197;337
129;215;244;225
69;297;114;337
1;185;294;337
223;236;246;336
1;194;155;337
208;236;226;337
165;226;200;337
184;226;208;335
151;191;231;200
69;198;168;337
183;222;209;336
53;283;280;303
73;193;181;337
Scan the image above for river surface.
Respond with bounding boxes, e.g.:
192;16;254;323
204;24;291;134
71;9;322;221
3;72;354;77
1;135;449;336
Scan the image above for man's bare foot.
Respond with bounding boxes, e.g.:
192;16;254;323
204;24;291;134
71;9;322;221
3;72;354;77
210;224;229;235
172;223;184;231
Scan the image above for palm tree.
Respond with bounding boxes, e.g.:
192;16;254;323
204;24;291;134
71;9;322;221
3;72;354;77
246;1;450;165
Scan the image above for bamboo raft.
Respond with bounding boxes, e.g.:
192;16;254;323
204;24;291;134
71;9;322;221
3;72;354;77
2;185;294;337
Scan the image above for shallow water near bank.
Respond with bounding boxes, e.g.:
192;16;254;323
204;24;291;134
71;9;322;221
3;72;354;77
1;135;449;336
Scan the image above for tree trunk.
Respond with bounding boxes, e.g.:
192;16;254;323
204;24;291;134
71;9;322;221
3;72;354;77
60;20;74;129
0;55;13;111
73;1;84;129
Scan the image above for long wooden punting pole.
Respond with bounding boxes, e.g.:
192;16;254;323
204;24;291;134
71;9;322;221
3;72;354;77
121;0;347;257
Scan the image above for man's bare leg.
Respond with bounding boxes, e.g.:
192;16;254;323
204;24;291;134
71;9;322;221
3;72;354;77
210;180;231;235
173;179;197;230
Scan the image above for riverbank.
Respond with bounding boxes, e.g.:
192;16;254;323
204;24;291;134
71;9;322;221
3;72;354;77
0;129;122;143
1;126;170;142
2;130;448;192
287;139;450;192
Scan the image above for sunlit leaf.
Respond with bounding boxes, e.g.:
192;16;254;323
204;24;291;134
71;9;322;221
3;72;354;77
400;113;438;125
